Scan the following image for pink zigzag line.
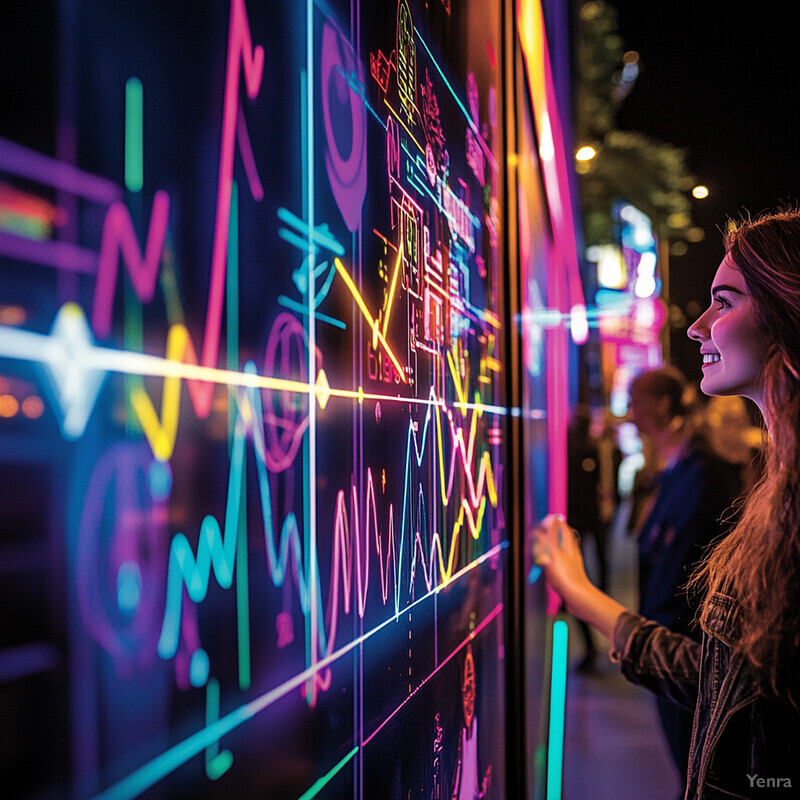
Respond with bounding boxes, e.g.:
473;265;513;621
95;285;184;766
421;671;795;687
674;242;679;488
91;0;264;419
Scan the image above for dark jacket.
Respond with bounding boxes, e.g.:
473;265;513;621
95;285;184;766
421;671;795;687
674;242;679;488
637;438;742;637
612;594;800;799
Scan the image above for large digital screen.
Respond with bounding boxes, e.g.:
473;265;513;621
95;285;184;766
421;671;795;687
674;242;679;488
0;0;572;797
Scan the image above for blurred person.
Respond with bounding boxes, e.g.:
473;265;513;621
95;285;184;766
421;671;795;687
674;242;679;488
533;209;800;798
627;366;743;791
595;408;623;542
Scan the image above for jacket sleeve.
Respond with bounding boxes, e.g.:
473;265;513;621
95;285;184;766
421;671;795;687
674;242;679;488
611;611;701;712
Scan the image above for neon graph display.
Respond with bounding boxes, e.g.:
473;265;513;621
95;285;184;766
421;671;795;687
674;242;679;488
0;0;577;797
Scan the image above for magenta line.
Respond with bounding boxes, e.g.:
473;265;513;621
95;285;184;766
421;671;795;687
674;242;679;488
361;602;503;747
235;103;264;202
201;0;264;378
0;137;122;205
92;192;170;337
89;0;264;420
0;230;97;274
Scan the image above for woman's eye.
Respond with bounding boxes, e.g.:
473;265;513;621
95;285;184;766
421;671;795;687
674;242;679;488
714;296;731;310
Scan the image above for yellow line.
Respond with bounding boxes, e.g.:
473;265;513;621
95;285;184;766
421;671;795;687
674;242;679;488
381;240;404;340
334;257;408;383
383;98;424;154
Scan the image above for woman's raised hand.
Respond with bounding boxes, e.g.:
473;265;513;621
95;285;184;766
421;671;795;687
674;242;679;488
532;513;593;614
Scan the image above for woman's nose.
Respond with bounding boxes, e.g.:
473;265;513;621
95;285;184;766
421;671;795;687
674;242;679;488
687;310;709;341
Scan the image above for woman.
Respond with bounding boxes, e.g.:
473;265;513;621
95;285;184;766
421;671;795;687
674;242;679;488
534;209;800;799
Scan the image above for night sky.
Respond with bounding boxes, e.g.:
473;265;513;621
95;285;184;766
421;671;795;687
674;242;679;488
608;1;800;380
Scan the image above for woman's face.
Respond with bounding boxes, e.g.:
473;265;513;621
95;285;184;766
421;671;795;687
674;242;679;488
687;255;770;410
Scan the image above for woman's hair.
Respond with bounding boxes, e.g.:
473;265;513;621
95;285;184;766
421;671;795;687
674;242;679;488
691;208;800;704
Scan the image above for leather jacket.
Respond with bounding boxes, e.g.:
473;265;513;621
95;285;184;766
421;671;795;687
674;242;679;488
611;593;800;798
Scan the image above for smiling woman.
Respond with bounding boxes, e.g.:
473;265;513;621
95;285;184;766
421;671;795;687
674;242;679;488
534;208;800;798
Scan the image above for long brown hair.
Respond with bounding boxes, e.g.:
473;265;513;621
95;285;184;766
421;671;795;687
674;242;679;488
691;209;800;704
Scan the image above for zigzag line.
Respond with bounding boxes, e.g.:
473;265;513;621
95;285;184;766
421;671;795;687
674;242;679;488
155;364;500;705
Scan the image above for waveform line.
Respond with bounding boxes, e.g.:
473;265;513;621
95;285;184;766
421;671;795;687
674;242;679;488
0;309;514;420
156;362;499;681
92;191;170;337
92;542;504;800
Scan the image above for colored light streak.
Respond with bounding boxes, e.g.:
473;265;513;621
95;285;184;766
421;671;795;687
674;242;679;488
95;542;508;800
125;78;144;193
517;0;587;346
333;257;408;383
154;366;501;696
0;304;514;432
298;747;360;800
0;229;98;274
92;551;504;800
305;0;320;705
0;136;122;205
546;619;569;800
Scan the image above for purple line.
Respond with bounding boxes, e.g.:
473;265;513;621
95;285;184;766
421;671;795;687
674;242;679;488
0;230;97;274
0;137;122;205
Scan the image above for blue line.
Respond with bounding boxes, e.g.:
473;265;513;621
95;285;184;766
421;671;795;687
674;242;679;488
279;227;319;255
277;295;347;329
95;538;507;800
413;26;477;137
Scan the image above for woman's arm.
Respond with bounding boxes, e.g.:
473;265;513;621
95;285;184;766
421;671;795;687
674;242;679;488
533;513;701;710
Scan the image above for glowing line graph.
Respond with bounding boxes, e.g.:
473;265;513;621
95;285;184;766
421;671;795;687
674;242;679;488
92;547;504;800
155;366;501;687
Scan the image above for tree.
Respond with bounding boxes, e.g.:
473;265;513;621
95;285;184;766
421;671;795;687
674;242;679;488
576;1;696;246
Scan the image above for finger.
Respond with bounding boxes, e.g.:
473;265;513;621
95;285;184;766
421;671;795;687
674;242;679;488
555;517;580;553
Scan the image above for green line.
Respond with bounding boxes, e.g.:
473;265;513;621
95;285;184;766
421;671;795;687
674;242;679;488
546;619;569;799
124;262;144;434
297;747;358;800
413;27;476;138
225;179;250;691
204;678;233;780
123;75;144;432
227;180;240;445
236;454;251;690
125;78;144;193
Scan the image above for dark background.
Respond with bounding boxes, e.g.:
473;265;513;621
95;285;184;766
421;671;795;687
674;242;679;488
609;1;800;383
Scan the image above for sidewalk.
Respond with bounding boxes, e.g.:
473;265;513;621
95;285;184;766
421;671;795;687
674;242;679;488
561;502;683;800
